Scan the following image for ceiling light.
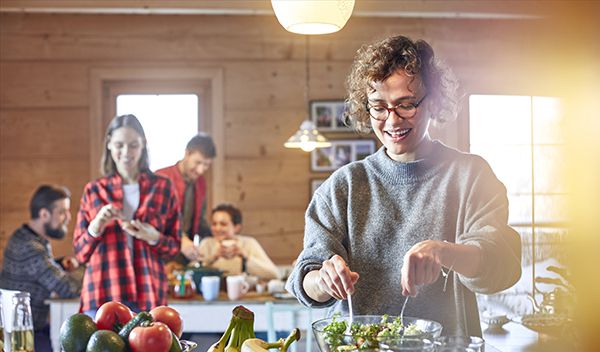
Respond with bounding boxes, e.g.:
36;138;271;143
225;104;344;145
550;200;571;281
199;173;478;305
271;0;355;35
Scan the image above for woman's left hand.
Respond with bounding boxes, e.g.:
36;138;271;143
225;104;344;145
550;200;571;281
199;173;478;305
122;220;160;243
401;240;445;296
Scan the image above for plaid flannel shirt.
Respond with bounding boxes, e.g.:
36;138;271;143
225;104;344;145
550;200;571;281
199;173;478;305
73;171;181;311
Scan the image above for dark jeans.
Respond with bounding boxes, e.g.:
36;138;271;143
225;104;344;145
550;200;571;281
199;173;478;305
35;325;52;352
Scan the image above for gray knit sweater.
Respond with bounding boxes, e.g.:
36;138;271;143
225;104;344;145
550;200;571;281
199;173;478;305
285;141;521;336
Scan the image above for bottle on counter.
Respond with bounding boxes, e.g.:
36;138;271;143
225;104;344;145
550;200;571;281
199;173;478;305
11;292;34;352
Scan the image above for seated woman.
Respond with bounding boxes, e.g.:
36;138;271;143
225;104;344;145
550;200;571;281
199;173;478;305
198;203;280;280
199;204;279;279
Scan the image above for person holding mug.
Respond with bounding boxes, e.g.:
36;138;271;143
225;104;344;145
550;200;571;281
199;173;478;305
199;203;279;280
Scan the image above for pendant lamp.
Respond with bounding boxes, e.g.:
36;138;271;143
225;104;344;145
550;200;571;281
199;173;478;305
271;0;355;35
284;37;331;152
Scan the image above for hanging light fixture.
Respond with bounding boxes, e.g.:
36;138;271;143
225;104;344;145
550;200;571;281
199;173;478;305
271;0;355;35
284;37;331;152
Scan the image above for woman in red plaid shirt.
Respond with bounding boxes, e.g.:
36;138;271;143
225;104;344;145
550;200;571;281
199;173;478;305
74;114;181;314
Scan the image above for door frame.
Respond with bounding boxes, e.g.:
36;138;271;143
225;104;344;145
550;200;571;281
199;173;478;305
89;65;225;205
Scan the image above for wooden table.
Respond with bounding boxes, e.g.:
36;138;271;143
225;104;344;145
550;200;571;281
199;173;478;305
47;292;324;352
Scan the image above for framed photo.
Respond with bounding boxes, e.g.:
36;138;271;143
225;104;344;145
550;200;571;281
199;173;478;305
310;139;376;172
310;100;351;132
310;178;326;197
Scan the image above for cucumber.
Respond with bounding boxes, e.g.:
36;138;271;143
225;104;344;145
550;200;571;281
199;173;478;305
118;311;153;349
169;331;183;352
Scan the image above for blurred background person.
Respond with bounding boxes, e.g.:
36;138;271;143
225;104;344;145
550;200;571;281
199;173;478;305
156;133;216;264
0;184;81;351
199;203;279;280
73;114;181;315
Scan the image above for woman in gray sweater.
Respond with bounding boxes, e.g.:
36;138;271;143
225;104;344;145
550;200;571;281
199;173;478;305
285;35;521;336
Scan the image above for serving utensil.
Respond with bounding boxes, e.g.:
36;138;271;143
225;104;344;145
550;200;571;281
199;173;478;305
346;293;354;334
400;295;409;327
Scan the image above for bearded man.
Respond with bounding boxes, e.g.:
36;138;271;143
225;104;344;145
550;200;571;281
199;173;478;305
0;184;81;350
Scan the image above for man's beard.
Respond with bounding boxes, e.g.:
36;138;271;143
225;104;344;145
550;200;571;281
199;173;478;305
44;222;66;239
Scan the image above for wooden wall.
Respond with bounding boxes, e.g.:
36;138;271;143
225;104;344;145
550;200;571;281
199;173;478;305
0;12;561;265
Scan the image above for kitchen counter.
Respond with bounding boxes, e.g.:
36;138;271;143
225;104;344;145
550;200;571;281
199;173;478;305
47;292;324;352
47;295;551;352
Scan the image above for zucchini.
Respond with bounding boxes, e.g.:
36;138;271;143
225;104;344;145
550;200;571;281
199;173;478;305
118;311;153;349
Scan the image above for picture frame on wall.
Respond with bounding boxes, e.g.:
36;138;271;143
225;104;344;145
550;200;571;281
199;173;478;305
310;100;351;131
310;139;377;172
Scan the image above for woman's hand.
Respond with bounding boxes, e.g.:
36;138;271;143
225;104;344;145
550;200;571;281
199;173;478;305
316;255;360;301
401;240;444;296
89;204;122;235
122;220;160;243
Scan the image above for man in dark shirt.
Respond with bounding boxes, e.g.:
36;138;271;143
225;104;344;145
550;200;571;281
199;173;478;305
0;185;81;351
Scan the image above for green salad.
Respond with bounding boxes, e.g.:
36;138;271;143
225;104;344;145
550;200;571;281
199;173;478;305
322;314;424;351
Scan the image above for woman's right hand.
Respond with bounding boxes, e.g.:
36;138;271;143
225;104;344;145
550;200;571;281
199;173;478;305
89;204;122;235
316;255;360;301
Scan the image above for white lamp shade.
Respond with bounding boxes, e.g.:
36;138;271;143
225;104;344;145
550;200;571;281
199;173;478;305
271;0;355;35
284;120;332;152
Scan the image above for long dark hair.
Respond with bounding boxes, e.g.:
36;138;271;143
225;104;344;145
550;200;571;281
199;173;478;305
100;114;150;176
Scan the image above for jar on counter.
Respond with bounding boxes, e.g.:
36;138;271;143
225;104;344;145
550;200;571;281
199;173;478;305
173;270;196;299
11;292;34;352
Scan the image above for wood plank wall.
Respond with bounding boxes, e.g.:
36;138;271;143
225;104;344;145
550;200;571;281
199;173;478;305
0;12;560;265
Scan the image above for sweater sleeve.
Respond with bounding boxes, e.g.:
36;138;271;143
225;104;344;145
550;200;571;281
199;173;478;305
285;181;349;308
456;157;522;294
243;237;280;280
37;255;81;298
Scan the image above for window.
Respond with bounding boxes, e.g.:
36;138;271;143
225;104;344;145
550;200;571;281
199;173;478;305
116;94;199;171
469;95;566;226
469;95;567;315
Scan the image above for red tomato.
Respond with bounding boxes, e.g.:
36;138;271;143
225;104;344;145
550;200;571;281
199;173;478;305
129;322;173;352
94;301;134;331
150;305;184;338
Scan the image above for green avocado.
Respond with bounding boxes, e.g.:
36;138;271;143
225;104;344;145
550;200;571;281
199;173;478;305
59;313;98;352
86;330;126;352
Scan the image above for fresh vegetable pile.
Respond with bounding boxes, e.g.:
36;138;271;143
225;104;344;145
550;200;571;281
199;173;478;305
60;302;302;352
322;314;424;351
59;301;185;352
208;305;301;352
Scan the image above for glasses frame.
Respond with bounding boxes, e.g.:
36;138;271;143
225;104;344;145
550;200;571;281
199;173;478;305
366;94;427;121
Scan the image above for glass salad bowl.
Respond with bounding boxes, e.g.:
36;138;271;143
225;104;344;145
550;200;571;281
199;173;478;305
312;315;442;352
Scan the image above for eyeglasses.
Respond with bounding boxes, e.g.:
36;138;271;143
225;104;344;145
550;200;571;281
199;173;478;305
366;94;427;121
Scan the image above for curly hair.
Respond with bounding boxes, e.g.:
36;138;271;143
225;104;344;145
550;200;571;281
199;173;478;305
344;35;459;133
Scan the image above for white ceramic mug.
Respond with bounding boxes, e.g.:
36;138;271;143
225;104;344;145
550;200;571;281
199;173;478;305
226;275;249;300
267;279;286;294
201;276;221;301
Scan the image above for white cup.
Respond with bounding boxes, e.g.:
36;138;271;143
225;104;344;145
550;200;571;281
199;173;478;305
226;275;249;300
201;276;221;301
267;279;286;294
245;275;258;290
256;282;267;294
